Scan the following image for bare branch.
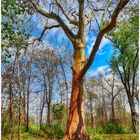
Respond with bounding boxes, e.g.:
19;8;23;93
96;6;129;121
39;24;60;41
114;88;124;98
29;0;76;42
55;0;78;26
101;0;112;24
87;0;105;11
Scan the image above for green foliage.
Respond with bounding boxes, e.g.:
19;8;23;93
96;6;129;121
1;118;10;135
94;127;104;134
87;126;94;135
103;123;125;134
109;5;138;79
92;135;104;140
22;133;31;140
52;103;65;121
41;124;54;137
1;108;17;135
41;123;64;139
29;124;40;132
52;103;68;132
2;0;30;63
54;123;64;139
29;125;45;138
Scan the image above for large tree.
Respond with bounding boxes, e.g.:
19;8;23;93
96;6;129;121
23;0;130;139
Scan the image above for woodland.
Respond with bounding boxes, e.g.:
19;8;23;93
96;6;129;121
1;0;139;140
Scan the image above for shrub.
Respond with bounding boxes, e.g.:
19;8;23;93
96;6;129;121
87;126;94;135
41;123;64;139
87;126;104;135
103;123;125;134
94;127;104;134
54;123;64;139
92;135;104;140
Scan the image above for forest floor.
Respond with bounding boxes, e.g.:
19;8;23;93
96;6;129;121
2;133;138;140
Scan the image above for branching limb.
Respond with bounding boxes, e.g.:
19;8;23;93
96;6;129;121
39;24;60;41
114;87;124;98
101;0;112;24
80;0;130;78
87;0;105;11
29;0;76;42
55;0;78;26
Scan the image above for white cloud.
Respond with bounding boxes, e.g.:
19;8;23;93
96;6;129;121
100;37;111;48
87;36;111;56
87;41;95;55
87;65;109;78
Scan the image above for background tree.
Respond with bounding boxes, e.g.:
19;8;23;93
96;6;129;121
102;72;124;123
109;5;139;133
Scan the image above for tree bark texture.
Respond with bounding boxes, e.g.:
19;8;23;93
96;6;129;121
64;41;89;140
128;94;137;133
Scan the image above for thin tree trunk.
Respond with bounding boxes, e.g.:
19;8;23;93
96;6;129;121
129;97;137;133
26;90;29;132
18;103;21;140
40;85;46;129
40;106;44;129
47;102;51;123
23;83;26;126
89;92;94;128
9;54;17;140
9;83;13;129
59;52;69;121
17;57;21;140
111;98;115;123
46;76;53;124
9;82;14;140
104;106;107;122
26;60;31;132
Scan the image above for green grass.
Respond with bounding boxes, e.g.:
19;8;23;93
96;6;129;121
92;134;138;140
2;132;138;140
2;133;45;140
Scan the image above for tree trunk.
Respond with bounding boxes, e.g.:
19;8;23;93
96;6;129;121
64;40;89;140
26;60;31;132
104;106;107;122
129;98;137;133
40;107;43;129
23;83;26;126
9;83;13;128
17;58;21;140
26;89;29;132
89;92;94;128
125;90;137;133
58;51;69;120
18;106;21;140
47;102;51;124
131;107;137;134
40;98;45;129
9;82;14;140
64;76;87;140
111;98;115;123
